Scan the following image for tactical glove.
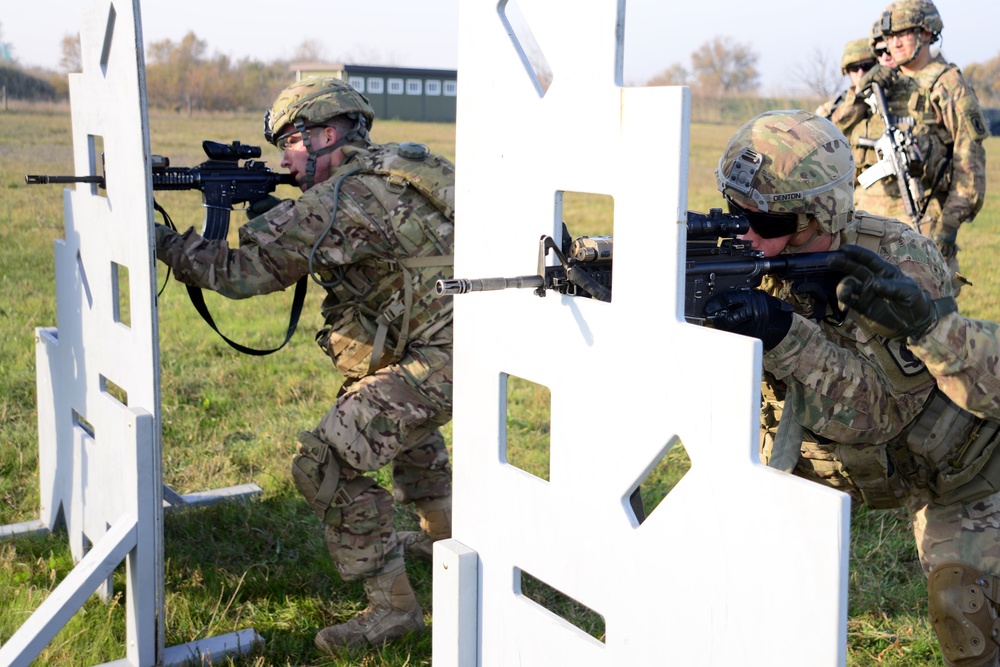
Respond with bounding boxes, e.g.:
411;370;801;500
704;290;794;351
858;64;898;94
933;226;959;260
827;245;957;341
246;195;284;219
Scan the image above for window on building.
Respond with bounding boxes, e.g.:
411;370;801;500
406;79;423;95
367;78;384;94
444;80;458;97
426;80;442;96
388;78;404;95
348;76;365;92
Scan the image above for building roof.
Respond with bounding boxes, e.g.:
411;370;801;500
288;62;457;78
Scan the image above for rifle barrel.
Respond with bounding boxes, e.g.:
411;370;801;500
436;276;544;296
25;175;105;185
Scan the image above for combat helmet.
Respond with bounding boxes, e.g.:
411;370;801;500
841;38;875;74
879;0;942;65
265;76;374;145
264;76;375;187
716;110;855;236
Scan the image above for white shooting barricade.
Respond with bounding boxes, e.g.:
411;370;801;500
434;1;850;665
0;1;258;665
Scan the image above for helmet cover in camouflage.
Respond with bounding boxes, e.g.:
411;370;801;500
265;76;375;145
716;110;855;235
880;0;943;39
842;38;876;72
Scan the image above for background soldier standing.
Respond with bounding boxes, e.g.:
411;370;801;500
707;110;1000;667
835;0;989;292
155;76;455;655
815;38;877;120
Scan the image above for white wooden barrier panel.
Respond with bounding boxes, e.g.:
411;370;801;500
0;1;258;665
434;1;851;665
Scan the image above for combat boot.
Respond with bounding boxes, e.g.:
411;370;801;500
399;495;452;560
314;565;425;653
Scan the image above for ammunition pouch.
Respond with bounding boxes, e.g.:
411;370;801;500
907;392;1000;506
291;430;377;526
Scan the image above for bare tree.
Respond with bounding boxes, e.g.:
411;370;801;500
60;33;82;73
292;39;327;64
690;36;759;95
790;47;844;100
965;52;1000;105
647;63;689;87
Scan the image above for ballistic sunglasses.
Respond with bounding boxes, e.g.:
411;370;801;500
725;195;799;239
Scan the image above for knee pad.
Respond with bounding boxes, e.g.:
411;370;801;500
415;496;451;541
928;561;1000;666
291;430;344;527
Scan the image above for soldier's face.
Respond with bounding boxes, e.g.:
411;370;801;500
278;125;344;190
874;41;895;68
886;28;927;65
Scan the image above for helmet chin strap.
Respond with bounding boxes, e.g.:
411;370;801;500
297;116;370;189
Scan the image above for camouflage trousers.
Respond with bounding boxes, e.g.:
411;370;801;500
295;345;453;580
907;487;1000;580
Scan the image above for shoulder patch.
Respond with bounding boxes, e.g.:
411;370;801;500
882;336;927;376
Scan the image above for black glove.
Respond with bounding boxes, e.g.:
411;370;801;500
933;226;959;260
858;63;897;93
246;195;284;219
704;290;794;351
827;245;956;341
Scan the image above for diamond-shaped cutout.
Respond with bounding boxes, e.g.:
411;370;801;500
626;436;692;525
503;373;550;481
498;0;553;96
516;567;606;642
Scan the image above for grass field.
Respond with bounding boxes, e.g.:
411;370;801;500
1;104;998;666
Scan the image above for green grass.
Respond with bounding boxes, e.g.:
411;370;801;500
1;104;998;665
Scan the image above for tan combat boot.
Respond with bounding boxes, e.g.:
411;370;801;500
399;495;452;560
314;565;425;653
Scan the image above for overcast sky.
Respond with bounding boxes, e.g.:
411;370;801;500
3;0;997;95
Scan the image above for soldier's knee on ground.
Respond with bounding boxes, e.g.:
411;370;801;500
928;561;1000;666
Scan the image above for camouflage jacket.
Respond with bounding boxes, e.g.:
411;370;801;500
832;57;989;232
762;212;953;444
910;311;1000;422
156;142;455;378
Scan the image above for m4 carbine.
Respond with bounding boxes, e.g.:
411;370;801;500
439;208;846;324
26;140;296;241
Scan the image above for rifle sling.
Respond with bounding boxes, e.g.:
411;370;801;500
185;277;307;356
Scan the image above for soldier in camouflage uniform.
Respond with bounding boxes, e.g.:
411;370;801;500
155;76;455;654
832;244;1000;423
871;19;897;69
815;39;877;120
706;110;1000;667
833;0;989;293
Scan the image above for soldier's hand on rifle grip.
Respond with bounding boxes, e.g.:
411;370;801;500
704;290;794;351
247;195;285;220
858;63;898;95
828;245;955;341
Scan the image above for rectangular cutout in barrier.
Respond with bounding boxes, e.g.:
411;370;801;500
559;191;614;239
86;134;104;196
112;262;130;327
100;374;128;407
516;568;606;643
504;373;551;481
72;409;95;439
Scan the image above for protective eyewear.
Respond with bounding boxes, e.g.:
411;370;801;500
874;47;889;58
846;60;876;74
725;195;799;239
275;125;327;151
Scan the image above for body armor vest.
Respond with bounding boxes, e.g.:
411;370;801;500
761;214;1000;508
314;143;455;379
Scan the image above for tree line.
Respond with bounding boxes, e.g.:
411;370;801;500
3;21;998;111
